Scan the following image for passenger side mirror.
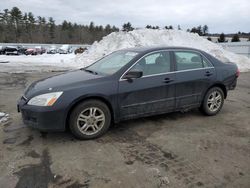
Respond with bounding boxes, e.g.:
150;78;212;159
123;70;143;80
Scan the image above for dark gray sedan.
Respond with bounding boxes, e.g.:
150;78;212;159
18;47;239;139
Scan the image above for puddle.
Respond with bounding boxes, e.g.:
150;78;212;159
14;149;54;188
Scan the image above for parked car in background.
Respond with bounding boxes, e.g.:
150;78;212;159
36;46;46;54
47;45;58;54
25;48;36;55
5;46;27;55
59;44;72;54
0;46;7;55
17;47;239;140
25;46;46;55
74;47;87;54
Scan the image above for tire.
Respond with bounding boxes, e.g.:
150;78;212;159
200;87;224;116
69;100;111;140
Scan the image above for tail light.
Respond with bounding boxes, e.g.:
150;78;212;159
236;69;240;77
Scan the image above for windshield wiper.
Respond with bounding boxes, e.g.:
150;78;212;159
81;68;98;75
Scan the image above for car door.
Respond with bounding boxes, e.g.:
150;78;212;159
173;50;216;109
118;51;176;120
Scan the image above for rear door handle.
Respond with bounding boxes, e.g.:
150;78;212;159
163;77;174;83
205;71;213;77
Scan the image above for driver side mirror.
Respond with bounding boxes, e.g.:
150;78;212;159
123;70;143;80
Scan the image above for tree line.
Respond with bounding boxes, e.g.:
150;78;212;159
123;22;250;42
0;7;119;44
0;7;249;44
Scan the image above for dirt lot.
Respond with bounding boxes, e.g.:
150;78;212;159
0;71;250;188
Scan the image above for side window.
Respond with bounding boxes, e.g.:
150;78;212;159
203;58;213;68
174;51;203;71
131;51;171;76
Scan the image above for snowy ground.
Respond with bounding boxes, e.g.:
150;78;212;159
0;54;80;73
0;112;9;124
1;29;250;73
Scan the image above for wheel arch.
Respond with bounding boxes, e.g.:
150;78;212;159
204;83;227;100
64;95;115;131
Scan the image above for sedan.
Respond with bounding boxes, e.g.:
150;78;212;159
18;47;239;139
5;46;27;55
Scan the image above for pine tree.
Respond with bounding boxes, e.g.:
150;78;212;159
231;34;240;42
218;33;226;43
48;17;55;43
27;12;35;42
197;25;202;35
190;26;203;36
10;7;23;42
89;21;95;32
111;25;119;32
202;25;208;36
122;22;134;32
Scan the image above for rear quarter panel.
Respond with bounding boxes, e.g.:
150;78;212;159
203;52;238;90
214;62;238;90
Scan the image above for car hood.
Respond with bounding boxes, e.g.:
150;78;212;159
24;70;103;98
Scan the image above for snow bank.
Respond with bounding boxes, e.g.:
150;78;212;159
1;29;250;72
76;29;250;72
0;112;9;124
0;54;78;73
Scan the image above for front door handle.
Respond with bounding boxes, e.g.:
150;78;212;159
205;71;213;77
163;77;174;83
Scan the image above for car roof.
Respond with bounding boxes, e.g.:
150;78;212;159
122;46;205;54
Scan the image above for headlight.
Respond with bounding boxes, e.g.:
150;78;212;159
27;92;63;106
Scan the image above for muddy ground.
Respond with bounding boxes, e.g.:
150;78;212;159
0;71;249;188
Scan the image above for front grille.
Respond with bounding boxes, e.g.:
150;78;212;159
22;111;37;123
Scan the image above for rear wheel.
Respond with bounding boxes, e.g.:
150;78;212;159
200;87;224;116
69;100;111;140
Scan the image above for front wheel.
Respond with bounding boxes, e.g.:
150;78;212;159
200;87;224;116
69;100;111;140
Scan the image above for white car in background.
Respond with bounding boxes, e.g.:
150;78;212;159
47;45;58;54
59;44;72;54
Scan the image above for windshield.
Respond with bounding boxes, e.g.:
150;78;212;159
85;51;138;75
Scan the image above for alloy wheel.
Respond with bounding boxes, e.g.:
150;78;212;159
77;107;105;135
207;91;222;112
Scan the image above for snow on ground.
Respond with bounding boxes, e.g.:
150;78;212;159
0;53;79;73
0;112;9;124
1;29;250;72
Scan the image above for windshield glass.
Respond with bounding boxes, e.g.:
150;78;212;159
85;51;138;75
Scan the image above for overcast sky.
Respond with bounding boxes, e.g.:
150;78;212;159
2;0;250;33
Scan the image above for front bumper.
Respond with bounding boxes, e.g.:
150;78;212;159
17;97;66;132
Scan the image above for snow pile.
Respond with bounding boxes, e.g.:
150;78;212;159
76;29;250;72
0;112;9;124
1;29;250;72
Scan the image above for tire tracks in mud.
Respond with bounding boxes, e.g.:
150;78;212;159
0;73;27;89
198;138;250;156
97;126;224;188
